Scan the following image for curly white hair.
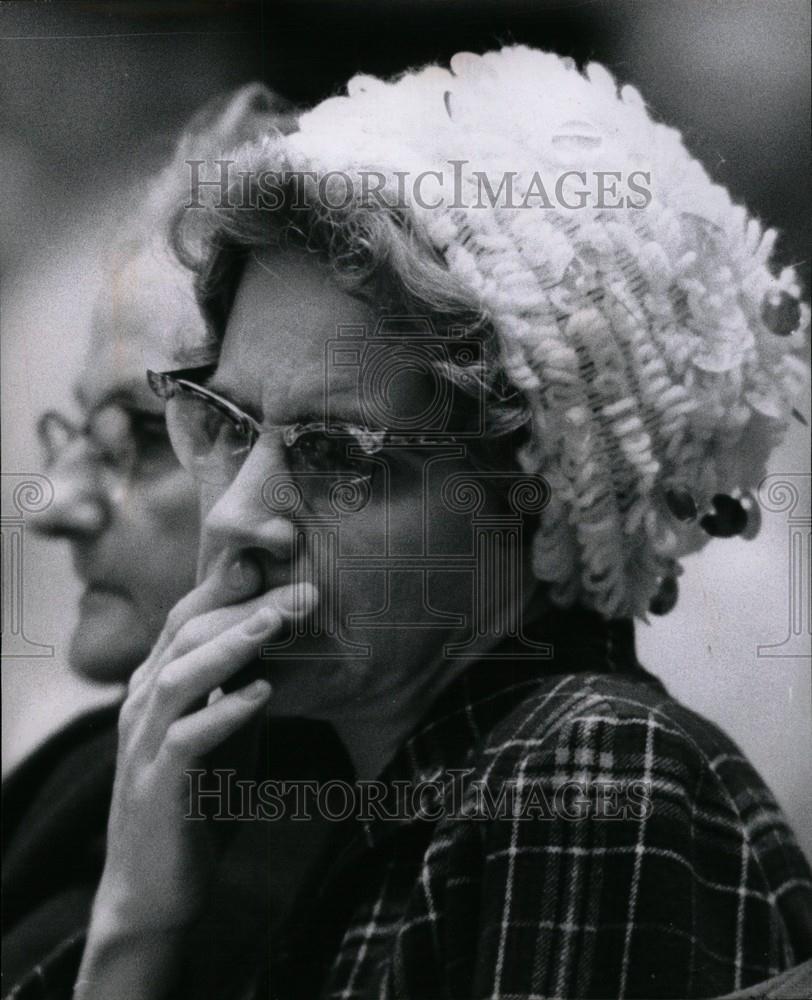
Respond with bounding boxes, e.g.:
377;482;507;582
175;46;809;620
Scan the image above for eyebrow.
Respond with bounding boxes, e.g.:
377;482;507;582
203;375;264;423
204;375;368;429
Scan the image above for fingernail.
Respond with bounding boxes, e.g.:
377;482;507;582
228;555;263;593
276;582;317;615
239;679;271;701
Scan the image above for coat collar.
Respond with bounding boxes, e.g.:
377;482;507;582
350;607;645;849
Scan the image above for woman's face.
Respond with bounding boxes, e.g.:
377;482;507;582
197;245;533;722
32;252;201;683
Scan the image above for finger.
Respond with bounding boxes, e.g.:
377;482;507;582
159;573;313;665
139;582;317;753
129;551;265;694
160;679;272;763
157;550;267;660
158;581;316;711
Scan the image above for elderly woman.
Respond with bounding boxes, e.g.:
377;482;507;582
66;48;811;1000
2;84;321;1000
2;169;203;992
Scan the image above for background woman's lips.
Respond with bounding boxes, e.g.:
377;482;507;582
79;584;130;607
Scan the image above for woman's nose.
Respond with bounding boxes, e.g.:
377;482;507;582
29;447;109;540
201;441;295;561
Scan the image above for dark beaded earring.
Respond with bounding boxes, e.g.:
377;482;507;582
762;291;801;337
665;487;698;522
649;573;679;615
738;491;762;541
699;493;749;538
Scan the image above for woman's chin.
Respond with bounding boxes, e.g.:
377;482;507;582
69;608;152;684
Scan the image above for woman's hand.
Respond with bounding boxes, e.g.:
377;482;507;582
89;554;316;940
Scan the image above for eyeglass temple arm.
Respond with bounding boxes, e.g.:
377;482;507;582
147;364;218;399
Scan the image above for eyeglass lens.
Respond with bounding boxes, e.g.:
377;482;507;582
164;389;380;510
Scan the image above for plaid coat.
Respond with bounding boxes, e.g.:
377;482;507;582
261;616;812;1000
8;613;812;999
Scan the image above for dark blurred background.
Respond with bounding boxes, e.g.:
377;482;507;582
1;0;810;283
2;0;810;857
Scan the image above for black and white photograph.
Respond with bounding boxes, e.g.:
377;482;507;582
1;2;810;997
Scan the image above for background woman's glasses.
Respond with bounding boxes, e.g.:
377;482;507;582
36;402;172;482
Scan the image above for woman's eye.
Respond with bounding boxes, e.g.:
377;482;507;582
289;432;372;478
133;426;170;455
131;412;167;438
127;414;173;466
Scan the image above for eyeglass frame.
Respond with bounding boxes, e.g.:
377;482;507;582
146;365;467;490
36;398;170;479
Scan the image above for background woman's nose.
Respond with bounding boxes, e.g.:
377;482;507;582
29;453;109;540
